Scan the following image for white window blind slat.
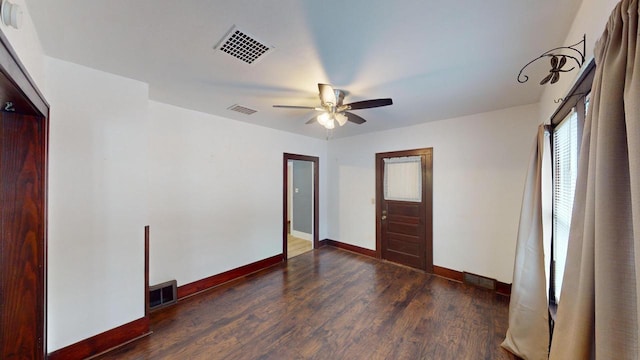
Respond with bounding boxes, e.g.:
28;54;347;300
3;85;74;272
384;156;422;202
552;109;579;302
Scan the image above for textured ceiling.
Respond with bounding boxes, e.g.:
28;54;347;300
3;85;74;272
26;0;583;139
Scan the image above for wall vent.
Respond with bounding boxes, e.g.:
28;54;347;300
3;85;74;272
214;25;274;65
149;280;177;311
463;272;496;291
227;104;257;115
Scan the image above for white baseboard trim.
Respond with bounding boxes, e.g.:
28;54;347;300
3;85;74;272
291;230;312;241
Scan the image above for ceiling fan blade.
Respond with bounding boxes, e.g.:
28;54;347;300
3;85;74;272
305;117;317;124
273;105;317;109
318;83;337;105
345;111;366;124
344;98;393;110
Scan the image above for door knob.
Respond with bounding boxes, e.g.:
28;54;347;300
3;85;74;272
381;215;387;220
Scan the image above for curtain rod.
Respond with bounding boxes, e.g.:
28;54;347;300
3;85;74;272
549;58;596;126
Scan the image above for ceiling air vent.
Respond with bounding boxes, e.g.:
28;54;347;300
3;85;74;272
214;25;274;65
227;104;257;115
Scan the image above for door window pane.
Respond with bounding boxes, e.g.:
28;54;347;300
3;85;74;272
384;156;422;202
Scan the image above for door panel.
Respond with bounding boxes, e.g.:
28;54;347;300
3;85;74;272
387;222;419;237
383;200;424;269
376;149;433;271
1;112;46;359
387;201;420;217
0;30;49;359
388;237;419;255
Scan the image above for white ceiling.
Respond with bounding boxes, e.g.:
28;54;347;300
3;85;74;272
26;0;583;139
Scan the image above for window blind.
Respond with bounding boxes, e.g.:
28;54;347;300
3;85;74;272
383;156;422;202
552;109;578;302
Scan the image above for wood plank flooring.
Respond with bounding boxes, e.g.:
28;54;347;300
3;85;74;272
95;247;519;360
287;235;312;258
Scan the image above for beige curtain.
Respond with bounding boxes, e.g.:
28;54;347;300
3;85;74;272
549;0;640;358
502;125;550;360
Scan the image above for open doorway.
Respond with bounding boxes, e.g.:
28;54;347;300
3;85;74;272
283;153;319;259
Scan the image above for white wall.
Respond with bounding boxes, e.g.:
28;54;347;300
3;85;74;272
45;57;149;351
0;1;142;353
539;0;620;119
147;101;327;286
324;0;621;284
327;103;541;283
0;0;46;90
0;0;621;353
1;2;328;351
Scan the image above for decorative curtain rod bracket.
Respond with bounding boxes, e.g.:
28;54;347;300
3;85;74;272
554;92;588;104
517;34;586;85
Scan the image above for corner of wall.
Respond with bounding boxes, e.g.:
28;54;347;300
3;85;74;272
538;0;620;119
0;0;47;92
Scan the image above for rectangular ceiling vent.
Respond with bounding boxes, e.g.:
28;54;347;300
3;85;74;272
214;25;274;65
227;104;257;115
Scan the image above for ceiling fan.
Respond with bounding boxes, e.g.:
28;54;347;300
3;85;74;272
273;83;393;129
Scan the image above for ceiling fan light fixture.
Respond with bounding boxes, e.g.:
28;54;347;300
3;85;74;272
317;112;330;126
335;113;348;126
325;118;335;129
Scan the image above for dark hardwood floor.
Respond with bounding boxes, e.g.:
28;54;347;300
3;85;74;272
95;247;519;360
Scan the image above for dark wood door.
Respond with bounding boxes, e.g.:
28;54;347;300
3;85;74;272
0;112;46;359
376;148;433;271
0;29;49;359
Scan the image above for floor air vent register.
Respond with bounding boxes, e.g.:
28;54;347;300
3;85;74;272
149;280;177;311
463;272;497;291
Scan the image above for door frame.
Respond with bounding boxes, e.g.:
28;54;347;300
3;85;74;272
0;29;50;359
375;148;433;272
283;153;319;259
